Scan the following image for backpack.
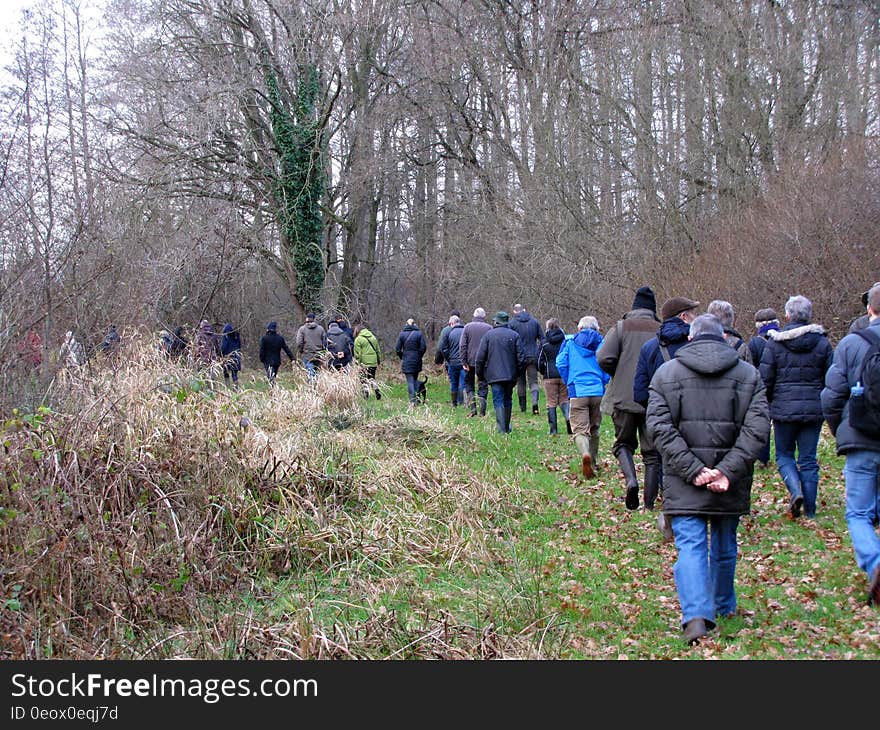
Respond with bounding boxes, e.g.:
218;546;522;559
850;328;880;437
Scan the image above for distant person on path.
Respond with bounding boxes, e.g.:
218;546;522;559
706;300;752;364
632;296;701;509
100;324;122;365
556;316;609;478
437;314;466;409
16;329;42;371
259;321;294;386
647;313;769;645
59;330;86;369
509;303;544;415
169;326;188;361
334;315;355;342
460;307;492;417
220;323;243;387
194;320;220;368
821;282;880;608
537;318;572;436
326;318;354;371
597;285;661;510
748;307;781;467
475;311;526;434
434;309;461;368
354;323;382;400
759;295;833;520
395;317;428;406
295;312;327;381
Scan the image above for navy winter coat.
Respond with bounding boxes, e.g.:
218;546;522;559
759;322;833;423
395;325;428;374
326;322;354;367
221;324;242;372
474;325;526;384
537;327;566;380
259;330;294;370
438;324;465;368
509;312;544;362
633;316;691;407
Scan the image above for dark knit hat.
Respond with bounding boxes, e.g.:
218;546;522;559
754;308;778;322
494;311;509;324
631;286;657;313
305;312;315;321
661;296;700;321
267;321;277;332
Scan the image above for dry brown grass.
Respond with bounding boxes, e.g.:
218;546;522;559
0;334;533;659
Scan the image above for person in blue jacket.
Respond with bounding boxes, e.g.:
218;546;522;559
556;316;610;479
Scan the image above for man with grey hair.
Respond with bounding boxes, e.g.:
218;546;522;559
460;307;493;417
706;300;752;364
849;281;880;334
437;314;466;409
647;313;769;645
822;282;880;607
510;303;544;415
759;294;833;519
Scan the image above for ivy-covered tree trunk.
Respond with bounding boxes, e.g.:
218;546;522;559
268;66;325;320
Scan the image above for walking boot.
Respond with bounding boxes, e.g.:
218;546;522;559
617;448;640;510
503;405;513;433
518;394;527;413
451;391;459;409
575;435;594;479
547;407;558;436
531;389;540;415
560;402;573;434
464;391;476;417
643;461;662;511
682;618;709;646
478;396;487;417
589;435;600;472
494;405;506;434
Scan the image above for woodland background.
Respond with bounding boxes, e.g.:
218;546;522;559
3;0;880;407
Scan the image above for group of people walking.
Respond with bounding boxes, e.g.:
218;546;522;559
418;282;880;645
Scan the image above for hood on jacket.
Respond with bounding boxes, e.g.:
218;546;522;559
222;323;234;334
514;312;532;324
768;322;826;353
304;321;320;330
675;335;740;375
327;323;343;335
401;324;420;333
357;327;374;337
657;317;690;347
573;328;603;352
545;327;566;346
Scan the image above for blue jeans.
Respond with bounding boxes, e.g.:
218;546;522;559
446;364;466;394
671;515;740;626
843;450;880;582
490;382;514;410
774;420;822;517
405;373;420;404
303;357;321;381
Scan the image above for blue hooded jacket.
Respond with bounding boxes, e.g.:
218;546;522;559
555;328;609;398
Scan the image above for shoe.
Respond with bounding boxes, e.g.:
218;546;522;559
682;618;708;646
869;566;880;607
657;512;674;542
532;404;539;415
789;494;803;518
581;454;594;479
625;485;639;510
375;391;381;400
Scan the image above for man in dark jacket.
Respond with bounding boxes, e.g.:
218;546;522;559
647;314;769;645
259;321;294;386
747;307;781;467
849;283;879;334
632;296;700;509
437;314;466;408
759;295;833;519
220;323;242;387
475;312;526;434
395;318;428;406
460;308;493;417
821;282;880;607
707;300;753;364
326;320;354;371
597;285;661;510
509;304;544;415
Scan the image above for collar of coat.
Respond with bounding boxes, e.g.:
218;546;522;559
767;323;825;341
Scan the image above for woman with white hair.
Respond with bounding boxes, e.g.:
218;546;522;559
758;295;833;519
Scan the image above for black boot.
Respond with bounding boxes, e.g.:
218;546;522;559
464;391;476;416
617;448;640;510
503;405;513;433
547;407;558;435
478;396;487;417
643;461;661;510
560;402;573;434
494;405;506;433
518;394;527;413
451;391;459;409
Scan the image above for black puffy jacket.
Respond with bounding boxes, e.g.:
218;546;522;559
758;322;833;423
509;313;543;362
395;325;427;374
537;327;566;380
647;335;769;517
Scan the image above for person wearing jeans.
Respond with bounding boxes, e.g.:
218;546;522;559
821;283;880;607
647;314;769;645
474;312;526;434
758;295;833;519
395;318;427;406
